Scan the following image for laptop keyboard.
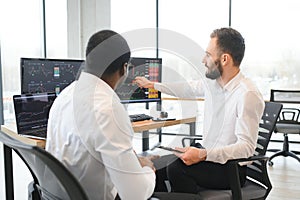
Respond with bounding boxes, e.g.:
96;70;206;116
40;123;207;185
129;114;153;122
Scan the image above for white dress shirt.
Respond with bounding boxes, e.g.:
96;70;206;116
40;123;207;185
46;72;155;200
154;72;265;164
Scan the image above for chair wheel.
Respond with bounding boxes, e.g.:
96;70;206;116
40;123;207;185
268;161;273;166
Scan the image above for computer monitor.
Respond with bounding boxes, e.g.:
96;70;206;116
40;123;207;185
116;57;162;103
21;58;84;94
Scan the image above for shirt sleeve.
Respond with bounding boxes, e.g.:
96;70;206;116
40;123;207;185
93;98;156;200
206;91;265;164
154;80;204;98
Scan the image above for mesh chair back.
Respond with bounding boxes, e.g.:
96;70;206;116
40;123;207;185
255;102;283;155
247;102;282;189
270;89;300;103
270;89;300;126
0;131;89;200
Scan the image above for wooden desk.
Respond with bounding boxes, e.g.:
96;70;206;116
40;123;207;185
2;116;196;151
132;117;196;132
1;126;45;148
132;117;196;151
1;116;196;200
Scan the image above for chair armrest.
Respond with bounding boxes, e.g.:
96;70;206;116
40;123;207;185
280;108;300;121
181;136;203;147
225;155;269;200
226;160;242;200
227;155;268;163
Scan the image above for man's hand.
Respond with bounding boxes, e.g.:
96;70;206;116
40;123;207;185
137;156;156;172
147;154;160;161
174;147;207;166
134;76;154;89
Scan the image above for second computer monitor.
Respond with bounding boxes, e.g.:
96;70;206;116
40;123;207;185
21;58;84;94
116;57;162;103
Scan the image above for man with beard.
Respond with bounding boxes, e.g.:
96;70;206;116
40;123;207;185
135;28;265;194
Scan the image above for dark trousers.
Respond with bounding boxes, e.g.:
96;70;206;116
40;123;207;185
153;154;247;194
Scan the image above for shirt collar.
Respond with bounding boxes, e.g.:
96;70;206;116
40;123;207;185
223;71;244;92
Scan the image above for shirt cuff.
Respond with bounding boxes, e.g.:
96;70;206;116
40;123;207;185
205;148;226;164
153;82;162;90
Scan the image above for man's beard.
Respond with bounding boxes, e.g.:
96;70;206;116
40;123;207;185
205;59;223;80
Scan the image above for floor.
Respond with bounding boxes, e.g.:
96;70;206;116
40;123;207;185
0;126;300;200
265;134;300;200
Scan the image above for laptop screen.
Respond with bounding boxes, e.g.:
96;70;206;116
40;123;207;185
13;93;56;139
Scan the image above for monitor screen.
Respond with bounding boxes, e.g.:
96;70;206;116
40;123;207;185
116;57;162;103
21;58;83;94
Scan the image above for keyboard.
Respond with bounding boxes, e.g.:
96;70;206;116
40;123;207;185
129;114;153;122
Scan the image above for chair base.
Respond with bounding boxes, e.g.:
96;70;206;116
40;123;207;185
269;150;300;161
268;133;300;165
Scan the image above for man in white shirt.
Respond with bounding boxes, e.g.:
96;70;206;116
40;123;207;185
135;28;265;193
46;30;156;200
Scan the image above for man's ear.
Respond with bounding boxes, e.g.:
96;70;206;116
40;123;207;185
221;53;232;66
119;63;127;76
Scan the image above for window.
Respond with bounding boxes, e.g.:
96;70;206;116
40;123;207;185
232;0;300;98
0;0;44;125
111;0;157;58
0;0;68;125
159;0;229;82
0;1;68;199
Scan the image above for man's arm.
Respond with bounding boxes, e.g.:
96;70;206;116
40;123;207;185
135;76;204;98
92;99;156;199
173;91;264;165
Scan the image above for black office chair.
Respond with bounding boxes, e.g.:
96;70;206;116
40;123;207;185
268;89;300;165
0;131;89;200
181;102;282;200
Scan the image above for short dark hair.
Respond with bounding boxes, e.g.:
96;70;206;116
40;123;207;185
210;28;245;67
85;30;131;77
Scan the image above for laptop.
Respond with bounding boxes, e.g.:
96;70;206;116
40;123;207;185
13;93;57;139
